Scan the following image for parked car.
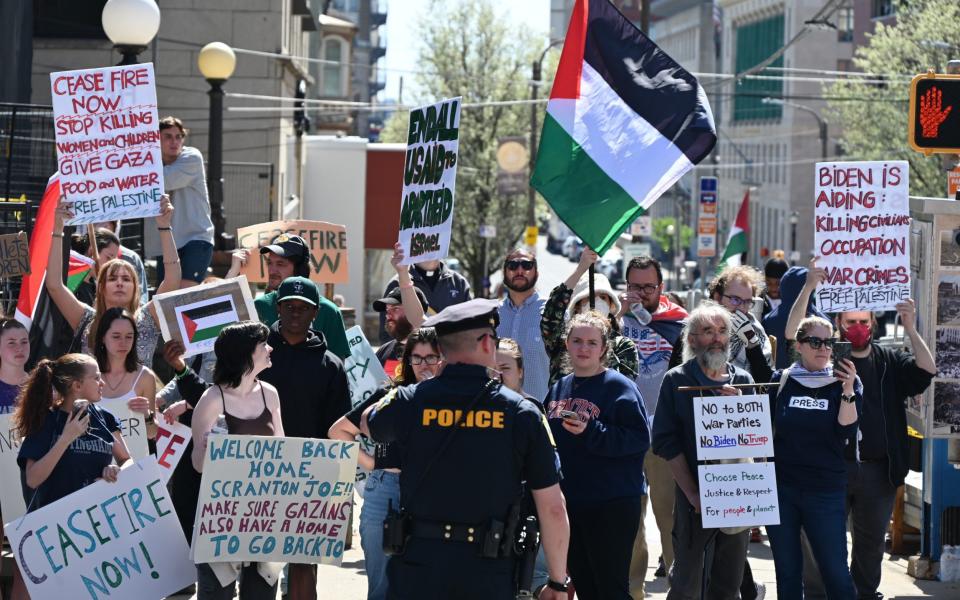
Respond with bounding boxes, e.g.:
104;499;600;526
562;235;582;260
598;256;624;286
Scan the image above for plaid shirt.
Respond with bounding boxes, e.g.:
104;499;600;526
497;292;551;402
540;283;640;385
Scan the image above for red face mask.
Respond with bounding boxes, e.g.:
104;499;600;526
841;322;872;350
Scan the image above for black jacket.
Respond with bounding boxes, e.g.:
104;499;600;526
259;322;352;439
862;342;934;486
378;262;472;342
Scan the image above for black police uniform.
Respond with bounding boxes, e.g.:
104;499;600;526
367;300;560;600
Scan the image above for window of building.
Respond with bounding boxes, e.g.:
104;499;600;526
322;38;347;97
871;0;895;19
34;0;108;38
732;14;785;122
837;6;854;42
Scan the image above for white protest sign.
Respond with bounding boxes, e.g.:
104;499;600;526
154;421;192;484
698;462;780;528
397;97;461;265
814;161;911;312
193;435;358;564
5;457;195;600
344;326;389;408
0;412;27;523
694;394;773;461
98;398;148;460
50;64;164;225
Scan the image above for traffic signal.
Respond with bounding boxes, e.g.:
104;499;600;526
908;72;960;154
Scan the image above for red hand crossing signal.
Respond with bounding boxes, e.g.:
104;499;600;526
909;72;960;154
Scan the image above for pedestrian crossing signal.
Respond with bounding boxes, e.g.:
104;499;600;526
909;72;960;155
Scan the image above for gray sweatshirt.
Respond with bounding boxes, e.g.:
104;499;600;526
163;146;214;248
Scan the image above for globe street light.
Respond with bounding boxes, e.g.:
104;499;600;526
198;42;237;250
101;0;160;65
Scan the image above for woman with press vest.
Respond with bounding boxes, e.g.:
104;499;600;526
767;315;862;600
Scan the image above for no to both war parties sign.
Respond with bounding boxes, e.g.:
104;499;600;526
50;64;164;225
694;394;773;461
5;458;195;600
814;161;911;312
193;435;358;565
397;97;461;265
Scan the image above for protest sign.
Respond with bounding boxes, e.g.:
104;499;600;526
5;457;195;600
154;276;257;358
0;232;30;278
236;220;349;284
697;462;780;528
0;412;27;524
193;435;357;565
397;97;461;265
155;421;192;484
344;326;389;408
98;397;148;460
814;161;911;312
694;394;773;461
50;64;164;225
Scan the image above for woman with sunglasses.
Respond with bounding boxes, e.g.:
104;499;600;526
328;327;443;600
767;315;861;600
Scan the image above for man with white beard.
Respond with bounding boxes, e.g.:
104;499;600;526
651;302;754;600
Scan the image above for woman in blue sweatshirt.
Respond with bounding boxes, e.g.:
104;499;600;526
544;311;650;600
767;316;861;600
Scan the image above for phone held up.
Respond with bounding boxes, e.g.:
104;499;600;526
559;409;582;422
833;341;852;375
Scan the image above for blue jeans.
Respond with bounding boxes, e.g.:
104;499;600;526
766;482;855;600
359;470;401;600
156;239;213;284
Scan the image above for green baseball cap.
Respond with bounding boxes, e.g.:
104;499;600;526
276;276;319;307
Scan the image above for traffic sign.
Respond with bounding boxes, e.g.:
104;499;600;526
908;72;960;155
524;226;538;246
698;177;718;257
949;168;960;198
624;243;652;266
479;224;497;238
629;216;652;237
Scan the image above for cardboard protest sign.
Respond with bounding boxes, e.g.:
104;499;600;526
154;421;192;484
236;220;349;284
98;398;148;460
50;64;164;225
0;232;30;278
814;161;911;312
5;457;195;600
0;412;27;524
154;276;257;358
697;462;780;528
694;394;773;461
397;97;461;265
193;435;357;565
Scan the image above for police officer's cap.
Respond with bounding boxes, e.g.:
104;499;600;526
422;299;500;336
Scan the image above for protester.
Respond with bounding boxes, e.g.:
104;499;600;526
542;249;639;386
497;248;551;402
244;234;350;359
92;220;151;305
786;259;936;599
544;310;649;599
377;256;471;342
373;261;428;378
329;327;443;600
496;337;530;400
707;266;774;376
191;321;285;599
258;277;352;600
16;354;131;511
0;319;29;600
69;227;123;305
762;265;828;369
159;116;215;287
652;302;753;600
767;314;861;600
45;195;179;365
760;258;789;318
93;307;157;442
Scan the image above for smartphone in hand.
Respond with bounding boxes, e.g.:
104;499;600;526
71;399;89;419
559;410;581;421
833;341;852;374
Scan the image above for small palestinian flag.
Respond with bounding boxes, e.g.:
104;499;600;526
177;297;238;344
67;250;96;292
718;190;750;268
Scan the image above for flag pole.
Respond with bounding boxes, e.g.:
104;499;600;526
588;264;596;309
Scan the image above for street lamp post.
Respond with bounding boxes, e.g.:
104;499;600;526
762;97;828;161
101;0;160;65
198;42;237;251
528;40;563;237
789;211;799;264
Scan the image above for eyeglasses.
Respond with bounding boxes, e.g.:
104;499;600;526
504;260;536;271
409;354;441;365
627;283;660;294
722;294;755;308
798;336;836;350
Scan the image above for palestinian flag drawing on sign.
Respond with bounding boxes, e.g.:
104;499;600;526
176;297;238;345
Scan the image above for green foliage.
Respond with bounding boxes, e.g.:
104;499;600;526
651;217;693;254
825;0;960;196
378;0;549;292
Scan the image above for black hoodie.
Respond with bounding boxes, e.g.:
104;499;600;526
259;321;351;439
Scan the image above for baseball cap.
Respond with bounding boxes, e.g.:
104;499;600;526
260;234;309;261
276;276;319;307
373;286;428;312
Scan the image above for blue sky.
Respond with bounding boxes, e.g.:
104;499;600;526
382;0;551;102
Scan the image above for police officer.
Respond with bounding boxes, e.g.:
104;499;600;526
363;299;571;600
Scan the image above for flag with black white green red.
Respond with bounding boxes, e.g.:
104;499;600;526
175;296;238;347
718;189;750;268
67;250;96;292
531;0;716;254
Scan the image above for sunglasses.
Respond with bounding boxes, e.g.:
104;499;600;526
504;260;536;271
798;336;836;350
409;354;441;366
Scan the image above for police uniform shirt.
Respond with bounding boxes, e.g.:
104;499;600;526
368;363;560;524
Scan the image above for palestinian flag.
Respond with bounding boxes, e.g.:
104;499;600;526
178;297;237;343
67;250;96;292
531;0;716;254
718;190;750;268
